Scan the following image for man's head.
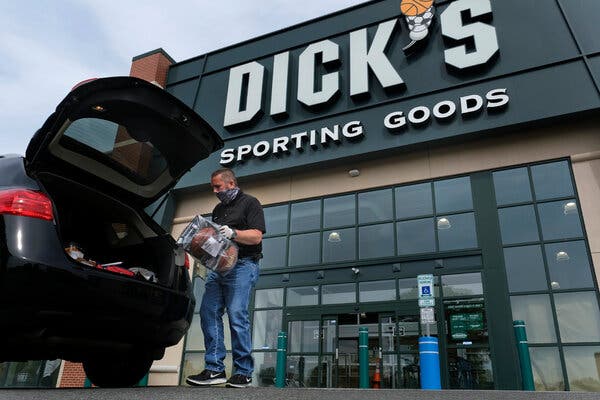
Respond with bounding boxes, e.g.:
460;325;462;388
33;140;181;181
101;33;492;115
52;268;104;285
211;168;238;193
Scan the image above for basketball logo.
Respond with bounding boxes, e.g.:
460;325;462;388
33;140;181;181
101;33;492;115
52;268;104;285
400;0;433;16
400;0;435;51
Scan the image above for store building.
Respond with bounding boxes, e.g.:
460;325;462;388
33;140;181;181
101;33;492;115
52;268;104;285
52;0;600;391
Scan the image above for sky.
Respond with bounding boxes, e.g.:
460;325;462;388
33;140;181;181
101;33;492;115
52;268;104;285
0;0;367;156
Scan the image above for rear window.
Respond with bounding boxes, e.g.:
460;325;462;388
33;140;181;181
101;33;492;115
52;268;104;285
62;118;168;184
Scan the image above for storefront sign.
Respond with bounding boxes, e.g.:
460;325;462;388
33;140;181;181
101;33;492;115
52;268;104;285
220;87;509;165
223;0;499;128
171;0;600;189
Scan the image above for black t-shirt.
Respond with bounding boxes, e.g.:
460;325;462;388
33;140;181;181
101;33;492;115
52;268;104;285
212;191;266;259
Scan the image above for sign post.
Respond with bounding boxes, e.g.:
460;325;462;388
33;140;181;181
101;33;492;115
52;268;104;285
417;274;441;390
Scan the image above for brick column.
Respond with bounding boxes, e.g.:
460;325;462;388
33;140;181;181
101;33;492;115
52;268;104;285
129;48;175;87
113;48;177;177
58;361;87;388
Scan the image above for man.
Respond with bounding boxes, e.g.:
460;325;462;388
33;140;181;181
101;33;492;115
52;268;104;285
186;168;265;388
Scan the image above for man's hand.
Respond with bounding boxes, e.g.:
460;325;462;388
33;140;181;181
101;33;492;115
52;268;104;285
219;225;236;240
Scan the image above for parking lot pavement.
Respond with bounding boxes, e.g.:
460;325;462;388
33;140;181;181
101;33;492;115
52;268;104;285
1;387;600;400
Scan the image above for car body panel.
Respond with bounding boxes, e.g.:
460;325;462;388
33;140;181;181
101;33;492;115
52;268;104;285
0;212;195;361
0;77;217;370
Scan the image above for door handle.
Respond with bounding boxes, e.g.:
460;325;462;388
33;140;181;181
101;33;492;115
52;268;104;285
335;348;339;360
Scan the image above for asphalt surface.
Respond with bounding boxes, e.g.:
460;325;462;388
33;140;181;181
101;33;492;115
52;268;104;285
1;387;599;400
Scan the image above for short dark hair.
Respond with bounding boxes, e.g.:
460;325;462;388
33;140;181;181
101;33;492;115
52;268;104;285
211;168;238;186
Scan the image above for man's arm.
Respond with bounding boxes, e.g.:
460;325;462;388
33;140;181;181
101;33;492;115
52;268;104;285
219;225;263;245
232;228;263;245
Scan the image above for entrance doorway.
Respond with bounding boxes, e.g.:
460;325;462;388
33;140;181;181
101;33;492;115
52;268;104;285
279;259;494;389
285;308;424;388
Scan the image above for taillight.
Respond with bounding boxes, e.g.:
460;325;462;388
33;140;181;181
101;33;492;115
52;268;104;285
0;189;54;221
184;253;191;270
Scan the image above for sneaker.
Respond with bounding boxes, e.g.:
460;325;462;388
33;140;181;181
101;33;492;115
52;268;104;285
186;369;227;386
226;374;252;388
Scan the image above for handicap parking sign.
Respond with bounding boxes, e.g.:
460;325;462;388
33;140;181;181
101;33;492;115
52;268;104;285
417;274;434;302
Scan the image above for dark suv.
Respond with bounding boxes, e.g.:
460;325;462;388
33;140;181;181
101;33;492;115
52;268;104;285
0;77;223;387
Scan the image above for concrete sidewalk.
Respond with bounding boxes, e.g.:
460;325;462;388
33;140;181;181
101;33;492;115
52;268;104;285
1;387;599;400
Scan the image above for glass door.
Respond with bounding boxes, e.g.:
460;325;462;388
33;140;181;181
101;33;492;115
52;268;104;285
379;307;422;389
333;312;381;388
286;316;337;387
286;312;384;388
438;272;494;389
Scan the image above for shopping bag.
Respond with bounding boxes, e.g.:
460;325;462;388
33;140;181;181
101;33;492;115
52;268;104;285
176;215;238;275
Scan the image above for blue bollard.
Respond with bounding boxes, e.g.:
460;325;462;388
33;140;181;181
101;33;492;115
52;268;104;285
419;336;441;390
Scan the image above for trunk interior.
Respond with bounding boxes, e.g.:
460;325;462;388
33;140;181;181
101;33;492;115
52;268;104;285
37;172;176;287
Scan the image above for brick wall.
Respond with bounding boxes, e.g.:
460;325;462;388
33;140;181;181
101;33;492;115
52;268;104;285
58;361;87;388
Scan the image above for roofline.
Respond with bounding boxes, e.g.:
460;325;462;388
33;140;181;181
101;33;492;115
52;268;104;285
132;48;176;64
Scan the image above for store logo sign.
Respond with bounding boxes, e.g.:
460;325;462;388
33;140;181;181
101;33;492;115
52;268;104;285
399;0;436;52
223;0;499;129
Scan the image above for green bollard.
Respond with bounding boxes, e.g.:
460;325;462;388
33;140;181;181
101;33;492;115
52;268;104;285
513;320;535;391
275;331;287;388
359;327;369;389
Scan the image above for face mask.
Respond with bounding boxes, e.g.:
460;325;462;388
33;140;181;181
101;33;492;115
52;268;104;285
216;188;239;205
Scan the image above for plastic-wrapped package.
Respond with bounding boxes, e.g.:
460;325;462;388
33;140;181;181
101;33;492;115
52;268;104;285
176;215;238;275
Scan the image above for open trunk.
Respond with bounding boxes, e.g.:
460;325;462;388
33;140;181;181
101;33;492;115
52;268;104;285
38;171;177;287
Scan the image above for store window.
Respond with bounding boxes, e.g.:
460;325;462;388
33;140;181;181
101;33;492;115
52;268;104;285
359;280;396;302
324;194;355;228
263;204;289;236
545;241;594;290
0;360;60;388
255;175;479;271
253;309;283;350
358;223;394;259
434;177;473;213
537;200;583;240
498;205;539;245
530;161;574;200
529;347;564;391
441;273;483;298
287;286;319;307
291;200;320;233
503;245;547;292
563;346;600;391
492;167;532;206
396;218;435;255
554;292;600;343
260;236;287;269
254;288;284;308
494;160;600;391
437;213;477;251
395;182;433;219
358;188;393;224
323;227;356;263
322;283;356;304
289;232;320;266
510;295;557;343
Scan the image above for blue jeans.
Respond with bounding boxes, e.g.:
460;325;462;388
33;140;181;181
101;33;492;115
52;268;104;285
200;257;259;376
